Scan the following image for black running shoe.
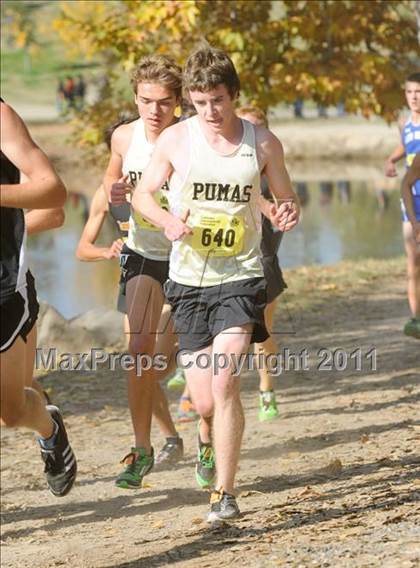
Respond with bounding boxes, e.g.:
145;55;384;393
42;389;52;405
207;489;240;523
39;405;77;497
155;437;184;467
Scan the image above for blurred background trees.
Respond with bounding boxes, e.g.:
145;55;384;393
2;0;419;156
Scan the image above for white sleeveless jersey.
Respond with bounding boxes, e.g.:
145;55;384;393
123;118;171;260
168;116;263;287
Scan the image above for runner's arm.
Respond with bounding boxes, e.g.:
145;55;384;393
132;131;191;240
401;153;420;242
25;208;65;235
0;102;66;208
259;129;300;232
385;143;405;177
76;185;123;261
103;126;132;204
385;117;407;177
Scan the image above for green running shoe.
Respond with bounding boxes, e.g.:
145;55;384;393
166;369;186;391
195;440;216;489
116;447;154;489
403;318;420;340
258;390;279;422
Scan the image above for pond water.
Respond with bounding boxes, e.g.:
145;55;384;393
27;171;404;318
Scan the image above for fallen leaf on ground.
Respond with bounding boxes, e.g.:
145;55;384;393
377;457;394;467
285;452;301;458
322;458;343;476
296;486;322;499
239;490;264;498
383;514;404;525
319;283;338;291
150;520;165;529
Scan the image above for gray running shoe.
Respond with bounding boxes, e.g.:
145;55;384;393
207;489;240;523
155;437;184;467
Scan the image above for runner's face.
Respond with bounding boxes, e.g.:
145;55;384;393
405;82;420;113
189;85;237;131
135;83;178;134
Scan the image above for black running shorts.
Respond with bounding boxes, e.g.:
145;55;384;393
119;244;169;292
262;255;287;304
116;282;126;313
164;277;268;352
0;271;40;353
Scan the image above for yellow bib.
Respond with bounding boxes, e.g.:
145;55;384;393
133;193;169;231
190;213;244;257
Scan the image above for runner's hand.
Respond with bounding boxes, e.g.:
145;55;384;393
103;238;124;259
111;175;131;205
270;200;300;232
164;210;192;241
385;160;397;178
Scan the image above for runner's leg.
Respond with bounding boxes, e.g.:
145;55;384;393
125;274;164;452
1;327;53;436
403;221;420;317
211;324;252;494
255;301;280;420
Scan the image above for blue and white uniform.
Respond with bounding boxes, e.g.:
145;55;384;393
401;117;420;222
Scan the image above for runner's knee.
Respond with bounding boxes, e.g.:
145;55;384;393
193;398;213;418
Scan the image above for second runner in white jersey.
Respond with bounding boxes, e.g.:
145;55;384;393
124;118;171;260
168;116;263;287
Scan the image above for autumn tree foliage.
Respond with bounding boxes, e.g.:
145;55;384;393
52;0;419;154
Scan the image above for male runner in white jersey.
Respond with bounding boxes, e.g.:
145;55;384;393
132;46;299;521
104;56;185;487
1;99;77;496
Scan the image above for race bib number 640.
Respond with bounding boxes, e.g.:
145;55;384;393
191;214;244;257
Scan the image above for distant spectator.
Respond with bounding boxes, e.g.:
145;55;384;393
337;180;351;204
74;74;86;110
63;76;75;111
319;181;334;206
56;79;65;115
293;99;304;118
317;104;328;118
336;101;346;117
295;181;310;208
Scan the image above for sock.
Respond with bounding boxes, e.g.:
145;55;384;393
166;436;180;445
39;420;59;449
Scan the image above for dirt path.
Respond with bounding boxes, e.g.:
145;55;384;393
1;258;419;568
